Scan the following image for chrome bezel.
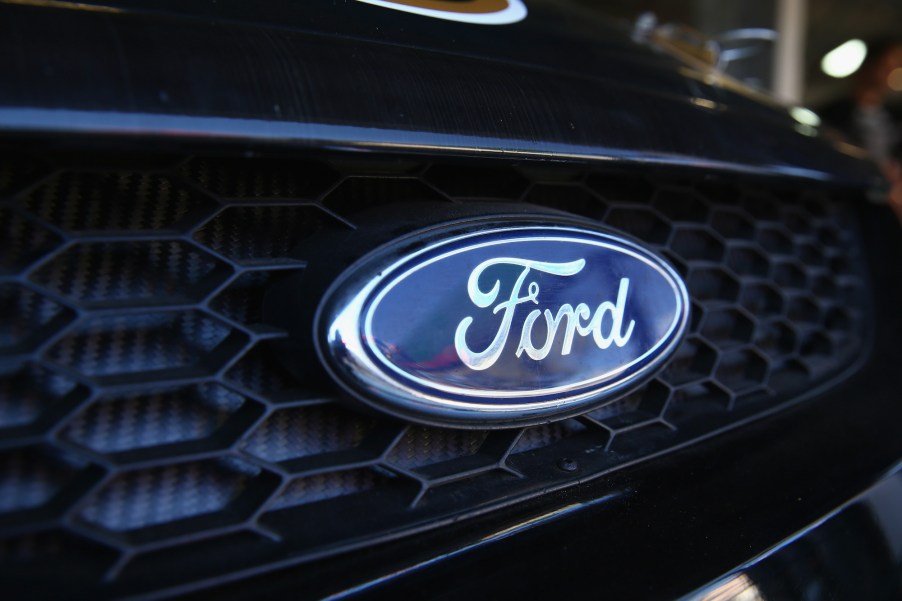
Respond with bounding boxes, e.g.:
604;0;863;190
314;218;690;428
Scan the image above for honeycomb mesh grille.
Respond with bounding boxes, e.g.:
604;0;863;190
0;151;869;597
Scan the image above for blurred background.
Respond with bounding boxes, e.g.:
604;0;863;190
577;0;902;110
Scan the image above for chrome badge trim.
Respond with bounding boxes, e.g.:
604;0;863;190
315;222;690;428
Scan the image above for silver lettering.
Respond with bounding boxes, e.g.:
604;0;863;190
454;258;635;369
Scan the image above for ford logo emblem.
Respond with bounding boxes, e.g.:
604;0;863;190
316;219;690;428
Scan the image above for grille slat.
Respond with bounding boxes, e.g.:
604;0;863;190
0;152;869;596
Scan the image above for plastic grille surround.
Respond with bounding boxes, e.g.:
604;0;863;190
0;152;868;597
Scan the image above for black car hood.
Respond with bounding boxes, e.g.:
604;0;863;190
0;0;878;184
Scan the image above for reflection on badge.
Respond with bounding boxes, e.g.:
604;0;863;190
354;0;527;25
315;221;690;429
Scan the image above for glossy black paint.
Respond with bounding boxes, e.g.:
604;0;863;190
690;468;902;601
0;0;878;184
1;0;900;599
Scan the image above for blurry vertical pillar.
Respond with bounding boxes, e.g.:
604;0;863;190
773;0;807;105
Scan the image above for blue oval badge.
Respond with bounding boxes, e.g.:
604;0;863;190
316;221;689;428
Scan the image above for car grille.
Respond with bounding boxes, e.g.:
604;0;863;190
0;150;869;597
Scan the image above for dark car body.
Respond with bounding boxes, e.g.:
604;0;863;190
0;1;900;599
